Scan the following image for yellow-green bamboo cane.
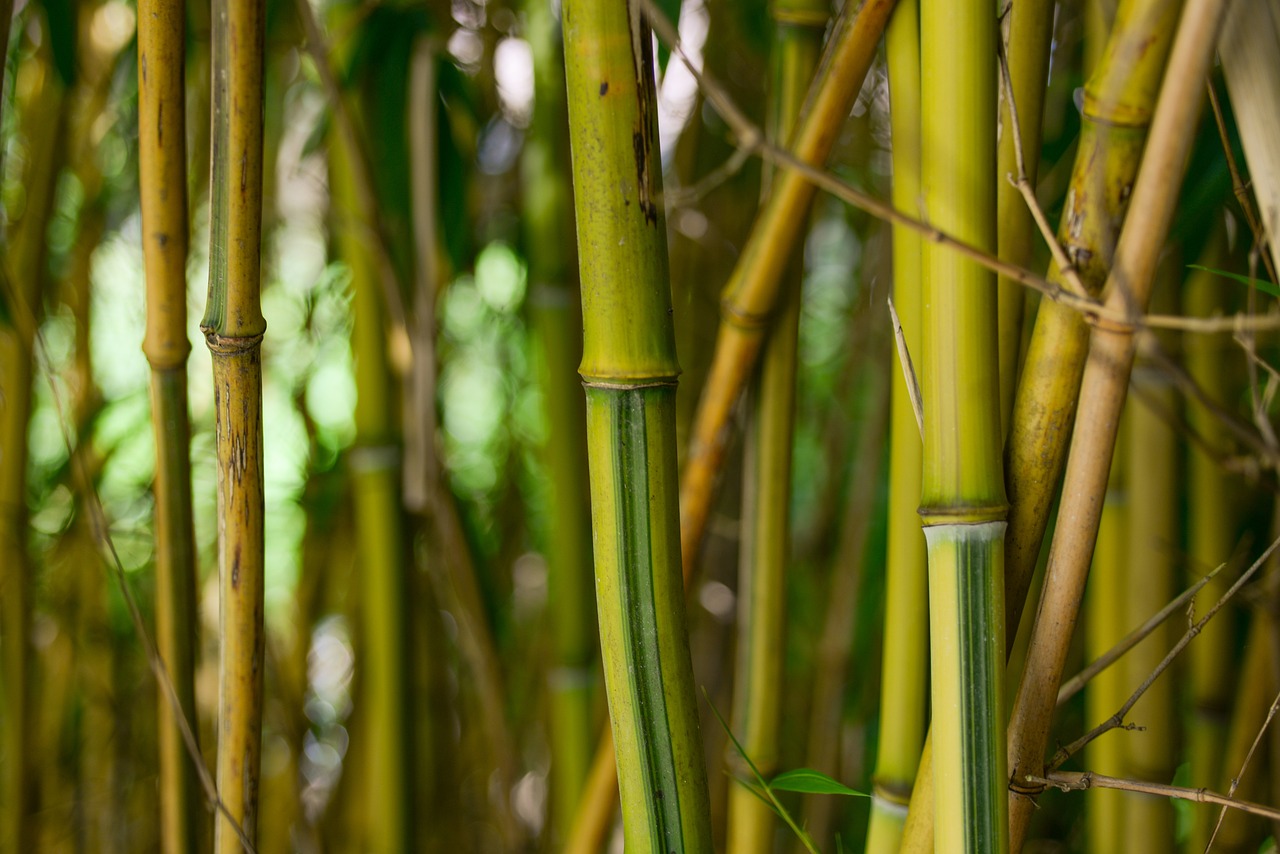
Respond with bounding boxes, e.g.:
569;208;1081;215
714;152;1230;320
1183;247;1236;854
995;0;1055;433
522;0;597;836
901;0;1182;847
918;0;1007;849
202;0;267;848
864;1;924;851
332;119;413;854
1120;356;1178;852
1;24;61;854
1004;0;1227;845
139;1;204;849
1210;618;1272;852
1085;430;1127;854
562;1;712;851
726;1;825;848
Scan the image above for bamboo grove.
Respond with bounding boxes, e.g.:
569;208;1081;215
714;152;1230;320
6;0;1280;850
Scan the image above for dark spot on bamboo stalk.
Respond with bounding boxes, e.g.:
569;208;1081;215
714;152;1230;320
156;232;169;248
157;101;163;146
600;81;608;96
231;545;240;589
141;55;146;84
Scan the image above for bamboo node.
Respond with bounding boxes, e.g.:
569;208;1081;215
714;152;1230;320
581;377;679;390
203;330;265;354
1082;309;1136;335
769;7;830;28
720;299;774;330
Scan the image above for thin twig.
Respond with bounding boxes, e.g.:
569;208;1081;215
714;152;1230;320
996;37;1089;300
1205;688;1280;851
1049;532;1280;770
1030;770;1280;824
887;295;923;440
1056;564;1224;706
1207;82;1279;287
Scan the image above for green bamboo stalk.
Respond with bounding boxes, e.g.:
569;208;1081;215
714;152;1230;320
202;0;267;847
1085;429;1127;854
561;1;712;849
864;1;925;851
138;1;204;849
995;0;1055;433
726;2;826;848
1120;364;1178;851
1004;0;1226;844
918;0;1006;849
331;111;412;854
1183;250;1237;854
1;23;62;853
522;0;597;837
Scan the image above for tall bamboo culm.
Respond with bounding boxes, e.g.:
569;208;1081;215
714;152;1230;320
918;0;1007;849
1;18;60;853
1004;0;1227;844
561;0;713;851
900;0;1182;844
139;0;204;849
865;0;924;850
726;0;826;848
202;0;268;848
522;0;597;837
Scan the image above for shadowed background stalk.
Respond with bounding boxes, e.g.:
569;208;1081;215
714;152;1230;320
726;0;826;847
138;0;204;849
202;0;268;847
561;0;713;850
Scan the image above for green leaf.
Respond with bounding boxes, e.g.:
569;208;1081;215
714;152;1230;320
1188;264;1280;299
768;769;868;798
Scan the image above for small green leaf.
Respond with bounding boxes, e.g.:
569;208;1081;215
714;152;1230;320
768;769;868;798
1188;264;1280;299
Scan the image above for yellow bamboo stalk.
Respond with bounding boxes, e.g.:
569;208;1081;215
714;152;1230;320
1085;428;1127;854
202;0;268;848
1004;0;1227;845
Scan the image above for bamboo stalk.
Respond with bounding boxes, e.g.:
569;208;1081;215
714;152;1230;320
331;103;413;854
918;0;1007;849
864;1;925;851
1003;0;1227;845
677;0;897;581
726;1;825;849
995;0;1055;433
562;0;712;849
1085;430;1127;854
1;23;63;853
202;0;268;847
521;0;597;837
1219;0;1280;279
138;0;204;849
1209;618;1272;852
1121;341;1179;851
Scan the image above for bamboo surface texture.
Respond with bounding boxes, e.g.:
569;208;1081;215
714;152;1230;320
562;0;713;850
202;0;268;848
1004;0;1227;846
139;0;204;849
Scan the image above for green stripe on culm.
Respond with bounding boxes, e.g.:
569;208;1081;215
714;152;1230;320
612;388;684;850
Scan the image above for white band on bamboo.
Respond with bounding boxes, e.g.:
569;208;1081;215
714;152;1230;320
870;792;910;817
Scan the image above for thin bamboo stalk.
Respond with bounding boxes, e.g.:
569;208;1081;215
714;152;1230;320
1121;346;1179;851
522;0;597;837
1003;0;1227;845
138;0;204;849
995;0;1055;433
1085;430;1127;854
332;109;413;854
1;24;63;853
1219;0;1280;279
726;1;825;849
864;1;925;851
918;0;1007;849
202;0;268;847
562;0;712;849
1209;618;1272;852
